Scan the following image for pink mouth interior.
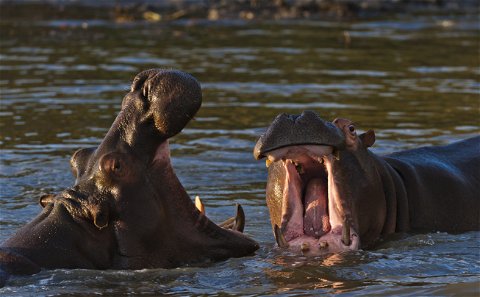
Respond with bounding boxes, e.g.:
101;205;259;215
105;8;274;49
267;145;360;255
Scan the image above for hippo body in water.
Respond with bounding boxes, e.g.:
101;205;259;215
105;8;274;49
254;111;479;255
0;69;258;285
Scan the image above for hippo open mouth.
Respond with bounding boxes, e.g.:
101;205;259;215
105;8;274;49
264;145;359;255
0;69;258;280
256;112;480;256
72;69;259;267
254;111;359;255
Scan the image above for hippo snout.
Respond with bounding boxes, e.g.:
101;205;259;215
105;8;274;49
125;69;202;139
254;110;345;160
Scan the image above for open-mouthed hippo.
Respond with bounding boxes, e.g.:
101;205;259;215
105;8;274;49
0;69;258;285
254;111;479;255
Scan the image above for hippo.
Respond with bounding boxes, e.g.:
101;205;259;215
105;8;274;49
254;111;479;255
0;69;258;285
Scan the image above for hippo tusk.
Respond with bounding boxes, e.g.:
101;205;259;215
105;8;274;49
233;204;245;232
333;149;340;161
274;224;289;248
266;159;272;168
342;218;351;246
219;204;245;232
195;195;205;215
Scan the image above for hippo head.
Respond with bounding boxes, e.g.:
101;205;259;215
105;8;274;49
2;69;258;274
254;111;385;255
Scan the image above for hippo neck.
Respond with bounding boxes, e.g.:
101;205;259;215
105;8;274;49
95;101;165;162
370;152;410;234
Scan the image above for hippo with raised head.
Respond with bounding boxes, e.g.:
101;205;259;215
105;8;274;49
0;69;258;285
254;111;479;255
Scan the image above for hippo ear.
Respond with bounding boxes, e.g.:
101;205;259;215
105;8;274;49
70;147;96;179
39;194;55;208
359;130;375;147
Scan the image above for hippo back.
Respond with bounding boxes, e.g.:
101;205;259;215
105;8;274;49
383;136;480;232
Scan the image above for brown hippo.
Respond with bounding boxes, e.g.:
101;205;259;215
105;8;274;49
254;111;479;255
0;69;258;286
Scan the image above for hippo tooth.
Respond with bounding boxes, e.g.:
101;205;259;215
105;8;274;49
233;204;245;233
319;241;328;249
218;204;245;232
295;163;304;174
195;196;205;215
266;159;272;168
274;224;289;248
342;218;351;246
301;242;310;252
333;149;340;161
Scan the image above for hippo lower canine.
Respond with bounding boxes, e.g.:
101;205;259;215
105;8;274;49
0;69;258;285
254;111;479;255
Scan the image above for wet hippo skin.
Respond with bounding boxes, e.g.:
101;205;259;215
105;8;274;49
0;69;258;286
254;111;479;255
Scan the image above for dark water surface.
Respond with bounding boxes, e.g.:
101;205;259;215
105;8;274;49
0;7;479;296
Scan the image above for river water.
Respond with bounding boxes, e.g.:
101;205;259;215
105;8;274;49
0;5;479;296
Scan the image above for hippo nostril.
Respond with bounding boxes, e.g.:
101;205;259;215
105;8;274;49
130;69;157;92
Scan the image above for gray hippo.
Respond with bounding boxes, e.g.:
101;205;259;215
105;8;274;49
254;111;479;255
0;69;258;285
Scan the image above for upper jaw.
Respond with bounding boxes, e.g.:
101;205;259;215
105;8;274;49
253;111;345;160
265;144;359;255
265;145;334;164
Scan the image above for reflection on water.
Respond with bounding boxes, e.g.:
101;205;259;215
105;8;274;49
0;4;479;296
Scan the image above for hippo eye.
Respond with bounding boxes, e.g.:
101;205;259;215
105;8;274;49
348;125;356;134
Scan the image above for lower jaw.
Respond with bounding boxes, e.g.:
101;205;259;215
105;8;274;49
286;226;360;256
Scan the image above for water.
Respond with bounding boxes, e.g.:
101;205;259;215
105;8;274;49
1;4;479;296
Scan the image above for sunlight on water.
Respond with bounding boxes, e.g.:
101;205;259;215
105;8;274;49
0;3;479;295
